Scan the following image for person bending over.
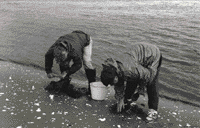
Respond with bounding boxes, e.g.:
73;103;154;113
101;43;162;121
45;30;96;95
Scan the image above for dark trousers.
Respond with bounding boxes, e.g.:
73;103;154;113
124;55;162;111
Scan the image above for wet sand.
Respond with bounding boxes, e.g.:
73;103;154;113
0;61;200;128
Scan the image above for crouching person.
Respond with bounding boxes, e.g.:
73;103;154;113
45;30;96;95
100;43;162;121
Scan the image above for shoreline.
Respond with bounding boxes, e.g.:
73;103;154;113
0;61;200;127
1;59;200;108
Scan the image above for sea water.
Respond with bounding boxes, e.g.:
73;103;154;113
0;0;200;106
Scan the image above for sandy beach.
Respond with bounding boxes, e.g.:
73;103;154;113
0;0;200;127
0;61;199;128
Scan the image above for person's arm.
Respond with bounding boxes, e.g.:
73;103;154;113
45;47;54;74
83;37;94;69
114;80;127;112
67;56;82;76
114;81;126;101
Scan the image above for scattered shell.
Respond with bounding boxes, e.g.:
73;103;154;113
2;109;6;112
9;76;12;80
186;123;191;127
117;125;121;128
51;112;55;115
36;108;41;112
64;112;68;115
0;93;4;95
172;112;177;115
179;124;182;127
27;122;34;124
86;103;92;107
37;117;41;119
16;126;22;128
57;111;62;114
98;118;106;122
137;117;141;120
51;118;56;122
34;103;40;106
49;95;54;100
32;86;35;90
42;113;46;115
5;98;9;101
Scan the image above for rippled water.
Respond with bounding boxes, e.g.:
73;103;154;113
0;0;200;106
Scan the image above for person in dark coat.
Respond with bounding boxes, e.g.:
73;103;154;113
100;43;162;121
45;30;96;95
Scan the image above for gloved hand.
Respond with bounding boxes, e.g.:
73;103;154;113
47;73;59;78
61;71;68;79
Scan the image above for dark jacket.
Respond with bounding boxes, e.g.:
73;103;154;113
45;31;90;75
110;43;161;101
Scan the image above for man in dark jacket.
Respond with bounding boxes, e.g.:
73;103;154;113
45;30;96;95
101;43;162;121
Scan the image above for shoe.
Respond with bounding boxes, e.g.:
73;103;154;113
146;109;158;121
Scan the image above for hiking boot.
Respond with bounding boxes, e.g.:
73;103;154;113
146;109;158;121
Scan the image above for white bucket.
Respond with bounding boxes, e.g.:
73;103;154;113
90;82;108;100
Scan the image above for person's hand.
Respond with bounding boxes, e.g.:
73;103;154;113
60;71;68;79
47;73;58;78
117;98;125;113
